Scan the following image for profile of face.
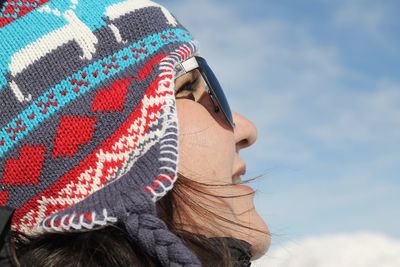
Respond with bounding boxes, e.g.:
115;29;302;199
174;67;270;259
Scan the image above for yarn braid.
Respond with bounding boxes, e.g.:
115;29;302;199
103;182;201;266
1;0;202;264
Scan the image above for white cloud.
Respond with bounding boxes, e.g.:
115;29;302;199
331;0;395;52
253;233;400;267
307;84;400;145
166;0;346;90
333;1;386;35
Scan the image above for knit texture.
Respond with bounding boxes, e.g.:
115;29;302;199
0;0;200;265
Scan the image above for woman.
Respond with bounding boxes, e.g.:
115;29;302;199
0;0;269;266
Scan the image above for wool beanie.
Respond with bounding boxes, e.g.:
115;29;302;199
0;0;201;265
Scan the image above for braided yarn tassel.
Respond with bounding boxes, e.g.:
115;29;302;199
112;186;201;267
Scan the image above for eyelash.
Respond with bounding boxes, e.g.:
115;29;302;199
176;79;197;94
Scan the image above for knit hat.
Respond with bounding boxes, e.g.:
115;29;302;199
0;0;201;265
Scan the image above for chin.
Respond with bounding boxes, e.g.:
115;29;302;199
224;188;271;259
248;212;271;260
250;233;271;260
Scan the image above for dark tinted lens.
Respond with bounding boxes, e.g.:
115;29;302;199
195;57;234;129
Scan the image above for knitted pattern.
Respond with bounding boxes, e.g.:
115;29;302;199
0;0;201;265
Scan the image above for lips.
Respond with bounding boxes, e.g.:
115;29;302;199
232;163;246;184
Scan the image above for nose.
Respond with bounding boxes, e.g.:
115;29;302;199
233;112;258;151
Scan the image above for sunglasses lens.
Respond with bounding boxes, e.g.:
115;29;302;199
195;57;235;129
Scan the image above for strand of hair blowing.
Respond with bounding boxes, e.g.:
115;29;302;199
104;182;201;267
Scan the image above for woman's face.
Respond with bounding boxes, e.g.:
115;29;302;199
174;69;270;259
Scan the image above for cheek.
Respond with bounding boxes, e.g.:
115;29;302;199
176;100;235;183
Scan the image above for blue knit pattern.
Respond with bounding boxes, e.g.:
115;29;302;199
0;0;201;266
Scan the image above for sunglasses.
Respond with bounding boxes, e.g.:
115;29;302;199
174;56;235;129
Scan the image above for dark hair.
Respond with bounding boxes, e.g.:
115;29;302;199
11;174;265;267
14;225;158;267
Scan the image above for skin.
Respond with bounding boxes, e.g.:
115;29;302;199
174;70;270;259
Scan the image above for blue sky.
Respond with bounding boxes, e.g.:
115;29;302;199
162;0;400;250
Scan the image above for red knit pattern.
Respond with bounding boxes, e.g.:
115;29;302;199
135;54;167;82
91;77;131;112
13;75;171;232
0;0;49;28
2;144;46;186
52;115;96;158
0;191;9;205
